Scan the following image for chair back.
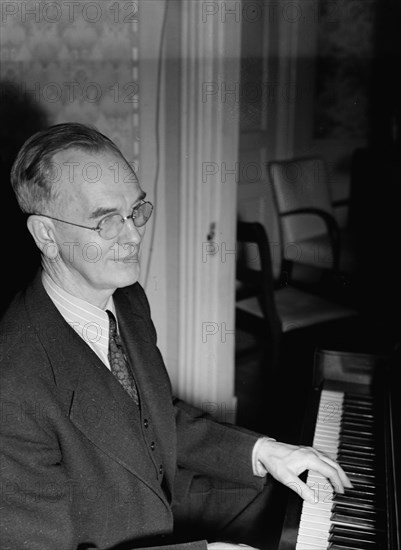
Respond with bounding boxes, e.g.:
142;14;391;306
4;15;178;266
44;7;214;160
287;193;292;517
269;156;334;244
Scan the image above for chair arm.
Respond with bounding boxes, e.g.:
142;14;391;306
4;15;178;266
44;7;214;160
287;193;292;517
281;207;340;271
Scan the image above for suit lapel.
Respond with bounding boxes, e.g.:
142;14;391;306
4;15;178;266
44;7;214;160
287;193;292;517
24;273;169;504
114;289;177;489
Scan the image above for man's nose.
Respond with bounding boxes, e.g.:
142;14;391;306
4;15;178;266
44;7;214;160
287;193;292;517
116;216;141;242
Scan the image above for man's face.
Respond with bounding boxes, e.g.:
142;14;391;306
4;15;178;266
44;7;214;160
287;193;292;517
47;148;147;300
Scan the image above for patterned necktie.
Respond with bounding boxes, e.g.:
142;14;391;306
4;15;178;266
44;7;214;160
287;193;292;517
106;310;139;406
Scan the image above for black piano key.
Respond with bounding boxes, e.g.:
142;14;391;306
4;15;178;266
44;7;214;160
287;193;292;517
340;425;375;435
341;414;374;421
331;505;386;531
343;470;377;484
341;427;374;438
341;424;374;433
343;402;373;410
338;454;376;467
330;513;378;530
345;394;374;402
341;435;376;444
333;494;378;510
339;440;376;451
344;392;374;403
328;542;385;550
331;512;379;528
341;423;374;433
345;392;374;401
341;422;375;432
328;539;379;549
339;442;376;454
344;405;374;413
341;463;376;475
342;408;373;416
343;401;374;409
342;413;374;422
340;453;377;464
343;484;384;499
341;422;374;430
346;475;379;487
342;464;377;476
335;491;378;503
344;397;373;405
341;437;376;448
330;524;386;543
342;410;374;419
339;461;376;473
340;434;375;450
333;504;381;518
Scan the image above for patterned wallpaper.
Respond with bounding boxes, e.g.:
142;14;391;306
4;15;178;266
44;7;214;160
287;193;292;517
0;0;140;163
0;1;141;311
314;0;376;139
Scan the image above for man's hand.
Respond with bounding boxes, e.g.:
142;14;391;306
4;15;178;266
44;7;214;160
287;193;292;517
255;439;352;503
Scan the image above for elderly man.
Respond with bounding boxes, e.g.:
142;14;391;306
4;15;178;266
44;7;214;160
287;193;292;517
0;123;351;550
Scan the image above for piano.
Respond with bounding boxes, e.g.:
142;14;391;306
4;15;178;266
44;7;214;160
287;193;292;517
277;347;400;550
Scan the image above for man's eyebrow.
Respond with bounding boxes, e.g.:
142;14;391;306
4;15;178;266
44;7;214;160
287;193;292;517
88;191;147;220
136;190;147;203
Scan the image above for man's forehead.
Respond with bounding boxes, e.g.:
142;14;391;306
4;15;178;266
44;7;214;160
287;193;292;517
52;147;137;186
53;147;123;169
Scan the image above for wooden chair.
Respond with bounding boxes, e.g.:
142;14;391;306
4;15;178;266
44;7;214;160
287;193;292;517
236;221;358;372
268;157;356;281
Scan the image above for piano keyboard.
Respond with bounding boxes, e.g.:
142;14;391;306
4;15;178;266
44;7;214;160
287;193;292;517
295;389;386;549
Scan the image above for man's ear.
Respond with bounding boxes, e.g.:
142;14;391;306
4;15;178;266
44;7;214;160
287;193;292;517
26;215;59;260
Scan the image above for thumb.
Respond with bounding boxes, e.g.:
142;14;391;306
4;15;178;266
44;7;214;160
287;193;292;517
286;480;316;503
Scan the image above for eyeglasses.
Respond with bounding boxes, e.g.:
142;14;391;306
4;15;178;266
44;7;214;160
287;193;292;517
29;201;153;240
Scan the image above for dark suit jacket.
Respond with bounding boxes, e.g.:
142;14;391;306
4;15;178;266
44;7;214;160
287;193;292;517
0;272;262;550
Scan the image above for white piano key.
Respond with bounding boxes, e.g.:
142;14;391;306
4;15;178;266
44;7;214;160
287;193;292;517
295;390;346;549
296;540;328;549
301;508;332;519
298;536;329;547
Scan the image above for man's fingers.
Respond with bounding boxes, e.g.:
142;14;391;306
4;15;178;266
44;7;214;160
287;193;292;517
284;449;352;497
256;441;353;501
288;447;348;493
286;477;316;503
319;453;353;488
308;453;348;493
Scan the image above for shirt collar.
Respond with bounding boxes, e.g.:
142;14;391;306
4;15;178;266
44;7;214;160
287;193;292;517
41;270;115;347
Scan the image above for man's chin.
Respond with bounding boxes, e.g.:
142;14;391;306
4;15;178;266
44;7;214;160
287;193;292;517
113;263;141;288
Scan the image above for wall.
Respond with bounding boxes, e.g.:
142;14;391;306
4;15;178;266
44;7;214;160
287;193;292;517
0;0;140;313
300;0;377;225
0;0;139;160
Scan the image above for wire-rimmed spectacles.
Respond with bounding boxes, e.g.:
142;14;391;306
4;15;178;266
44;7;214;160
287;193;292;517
28;201;153;240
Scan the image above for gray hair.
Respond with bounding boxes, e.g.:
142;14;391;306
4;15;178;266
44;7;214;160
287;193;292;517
10;122;127;214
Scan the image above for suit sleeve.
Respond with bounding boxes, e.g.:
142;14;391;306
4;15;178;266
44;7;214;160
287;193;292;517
174;398;264;490
0;366;79;550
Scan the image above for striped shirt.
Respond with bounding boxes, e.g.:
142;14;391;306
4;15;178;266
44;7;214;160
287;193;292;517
41;271;115;369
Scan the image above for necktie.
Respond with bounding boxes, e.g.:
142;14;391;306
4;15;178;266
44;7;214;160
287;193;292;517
106;310;139;406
